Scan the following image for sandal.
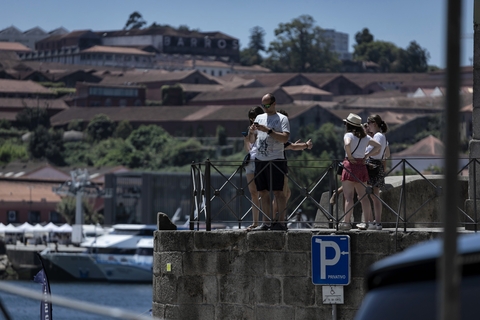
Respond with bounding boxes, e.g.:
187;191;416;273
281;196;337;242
246;224;258;231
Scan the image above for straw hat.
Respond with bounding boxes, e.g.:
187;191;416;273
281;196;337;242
343;113;362;127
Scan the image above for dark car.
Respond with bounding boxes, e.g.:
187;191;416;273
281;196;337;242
354;233;480;320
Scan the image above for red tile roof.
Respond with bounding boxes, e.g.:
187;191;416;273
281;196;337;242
0;97;69;110
0;79;53;95
50;103;324;126
393;135;444;157
0;42;32;52
81;45;154;56
282;85;332;96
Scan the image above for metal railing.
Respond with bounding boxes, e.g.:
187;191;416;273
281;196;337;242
190;158;479;232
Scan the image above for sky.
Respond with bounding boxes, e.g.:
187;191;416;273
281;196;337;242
0;0;474;68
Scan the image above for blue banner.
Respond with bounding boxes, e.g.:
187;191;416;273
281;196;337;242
33;254;52;320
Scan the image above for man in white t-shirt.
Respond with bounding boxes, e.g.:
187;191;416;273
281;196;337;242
248;93;290;231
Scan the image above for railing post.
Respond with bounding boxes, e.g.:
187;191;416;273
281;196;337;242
474;160;478;232
205;159;211;231
402;160;407;232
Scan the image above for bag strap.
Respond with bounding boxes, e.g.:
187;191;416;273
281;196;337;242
380;140;388;160
351;138;362;155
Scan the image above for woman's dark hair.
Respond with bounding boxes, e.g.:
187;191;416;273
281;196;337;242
367;114;388;133
345;122;366;138
248;106;264;123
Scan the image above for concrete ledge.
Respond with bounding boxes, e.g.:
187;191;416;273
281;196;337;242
152;228;471;320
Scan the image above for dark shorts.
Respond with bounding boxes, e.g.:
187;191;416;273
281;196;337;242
254;159;287;192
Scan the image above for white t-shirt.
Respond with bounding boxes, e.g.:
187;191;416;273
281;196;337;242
254;112;290;161
366;132;387;160
344;132;371;158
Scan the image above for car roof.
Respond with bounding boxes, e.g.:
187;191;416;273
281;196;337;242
366;233;480;290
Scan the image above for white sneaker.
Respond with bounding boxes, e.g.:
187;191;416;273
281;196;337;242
376;223;383;230
356;222;367;230
367;222;377;230
338;222;351;230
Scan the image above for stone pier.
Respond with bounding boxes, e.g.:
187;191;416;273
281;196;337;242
151;228;468;320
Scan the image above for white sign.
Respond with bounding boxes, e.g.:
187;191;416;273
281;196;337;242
322;285;344;304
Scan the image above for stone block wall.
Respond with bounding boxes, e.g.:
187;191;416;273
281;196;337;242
152;229;440;320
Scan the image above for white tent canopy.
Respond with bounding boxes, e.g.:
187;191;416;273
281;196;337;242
31;223;48;234
4;223;20;233
55;223;72;233
16;222;34;232
43;222;59;232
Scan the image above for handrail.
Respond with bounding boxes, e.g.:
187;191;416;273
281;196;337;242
190;158;477;232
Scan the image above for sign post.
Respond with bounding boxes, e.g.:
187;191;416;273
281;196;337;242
312;235;351;320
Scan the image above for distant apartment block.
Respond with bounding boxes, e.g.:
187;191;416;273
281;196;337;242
322;29;352;60
0;26;68;50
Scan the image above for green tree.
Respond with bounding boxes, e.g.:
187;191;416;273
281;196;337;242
28;126;50;159
0;119;11;130
91;138;134;167
127;124;170;151
67;119;83;131
216;125;227;146
354;40;399;72
15;107;50;131
124;11;146;30
392;41;430;72
56;197;103;225
240;26;266;66
45;128;65;166
86;114;115;142
355;28;374;45
0;140;27;164
114;120;133;140
264;15;341;72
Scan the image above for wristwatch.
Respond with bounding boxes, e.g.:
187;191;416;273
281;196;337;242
267;129;273;135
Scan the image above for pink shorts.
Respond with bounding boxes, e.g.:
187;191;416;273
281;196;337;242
341;158;369;183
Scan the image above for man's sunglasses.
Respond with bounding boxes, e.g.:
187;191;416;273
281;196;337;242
261;103;272;108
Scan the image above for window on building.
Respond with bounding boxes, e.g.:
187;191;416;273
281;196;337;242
120;99;127;107
219;71;222;76
105;98;112;107
49;211;62;223
7;210;17;223
28;211;41;224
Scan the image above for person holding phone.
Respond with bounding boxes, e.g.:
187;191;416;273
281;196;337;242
248;93;290;231
243;106;264;231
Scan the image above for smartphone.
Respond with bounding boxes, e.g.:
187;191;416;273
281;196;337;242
254;122;259;125
241;131;248;137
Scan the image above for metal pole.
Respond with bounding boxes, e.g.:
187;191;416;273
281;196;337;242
205;159;211;231
332;304;337;320
75;190;83;225
440;0;462;319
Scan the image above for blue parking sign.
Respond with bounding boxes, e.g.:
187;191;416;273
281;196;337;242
311;235;350;285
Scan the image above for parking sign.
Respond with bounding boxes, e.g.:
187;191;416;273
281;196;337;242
311;235;350;285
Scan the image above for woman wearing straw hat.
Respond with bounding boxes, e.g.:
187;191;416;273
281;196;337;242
338;113;381;230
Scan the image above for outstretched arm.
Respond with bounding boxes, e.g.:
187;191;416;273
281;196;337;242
285;139;313;151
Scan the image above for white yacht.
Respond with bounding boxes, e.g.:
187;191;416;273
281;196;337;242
41;224;156;282
95;238;153;282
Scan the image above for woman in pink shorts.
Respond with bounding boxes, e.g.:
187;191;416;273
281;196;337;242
338;113;381;230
